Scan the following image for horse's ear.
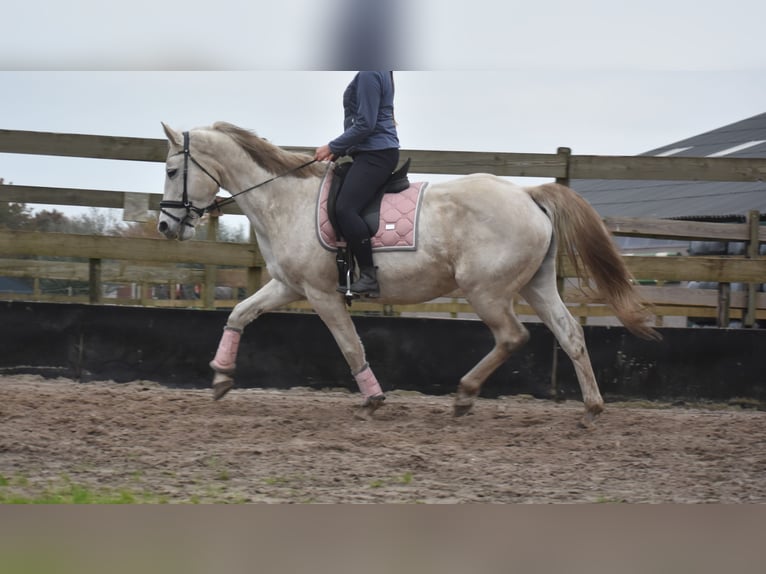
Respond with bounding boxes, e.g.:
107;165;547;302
161;122;183;148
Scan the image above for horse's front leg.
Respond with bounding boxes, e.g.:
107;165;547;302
306;289;386;419
209;279;302;400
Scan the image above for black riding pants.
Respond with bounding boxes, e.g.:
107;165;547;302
335;148;399;268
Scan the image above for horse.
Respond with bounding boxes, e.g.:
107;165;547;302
157;121;660;426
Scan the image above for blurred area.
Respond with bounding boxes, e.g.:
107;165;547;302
0;0;426;70
3;1;764;70
312;0;417;70
1;507;765;574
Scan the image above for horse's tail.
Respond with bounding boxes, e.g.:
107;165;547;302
525;183;661;341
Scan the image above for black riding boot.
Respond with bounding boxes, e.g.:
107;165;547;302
350;266;380;297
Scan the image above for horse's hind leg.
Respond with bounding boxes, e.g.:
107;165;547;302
520;264;604;426
209;279;302;400
454;292;530;416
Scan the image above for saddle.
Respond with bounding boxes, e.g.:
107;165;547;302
327;157;412;239
327;158;411;303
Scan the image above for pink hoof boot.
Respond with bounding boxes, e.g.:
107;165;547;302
353;363;385;420
210;327;241;375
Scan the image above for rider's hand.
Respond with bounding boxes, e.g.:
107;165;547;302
314;144;335;162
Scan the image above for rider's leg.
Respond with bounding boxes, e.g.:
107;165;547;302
335;148;399;295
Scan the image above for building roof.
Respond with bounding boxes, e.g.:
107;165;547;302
572;112;766;219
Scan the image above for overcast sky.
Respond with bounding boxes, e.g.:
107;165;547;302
1;1;765;216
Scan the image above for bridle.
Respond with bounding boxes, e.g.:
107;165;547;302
159;131;222;228
159;130;317;229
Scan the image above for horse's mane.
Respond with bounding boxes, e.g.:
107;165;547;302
212;121;326;178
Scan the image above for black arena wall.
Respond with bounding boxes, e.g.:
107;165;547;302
1;301;764;402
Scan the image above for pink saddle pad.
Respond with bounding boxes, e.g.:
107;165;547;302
316;167;427;252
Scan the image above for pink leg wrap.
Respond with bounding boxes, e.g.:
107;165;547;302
210;327;241;374
353;364;382;399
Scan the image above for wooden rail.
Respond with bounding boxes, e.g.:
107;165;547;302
3;127;766;179
1;128;765;327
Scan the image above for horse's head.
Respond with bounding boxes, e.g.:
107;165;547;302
158;123;222;241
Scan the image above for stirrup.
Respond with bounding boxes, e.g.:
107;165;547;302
336;260;362;303
338;285;379;298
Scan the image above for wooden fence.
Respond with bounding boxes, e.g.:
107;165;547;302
1;128;765;327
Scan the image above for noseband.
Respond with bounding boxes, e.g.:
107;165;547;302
159;131;223;228
159;130;317;229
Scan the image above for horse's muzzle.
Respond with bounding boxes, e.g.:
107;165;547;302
157;218;196;241
157;219;179;240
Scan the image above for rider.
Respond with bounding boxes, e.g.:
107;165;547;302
314;71;400;297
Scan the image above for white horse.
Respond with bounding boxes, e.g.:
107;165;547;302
158;121;659;426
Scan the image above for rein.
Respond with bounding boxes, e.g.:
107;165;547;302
160;130;317;227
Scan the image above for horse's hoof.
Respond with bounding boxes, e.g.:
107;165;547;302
212;378;234;401
453;389;476;417
354;394;386;420
211;368;235;401
578;405;604;429
453;402;474;417
453;396;475;417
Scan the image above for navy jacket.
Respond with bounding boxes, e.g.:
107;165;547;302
329;71;399;157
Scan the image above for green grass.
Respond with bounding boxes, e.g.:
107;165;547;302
263;476;290;486
398;472;414;485
0;474;166;504
594;495;627;504
368;472;415;489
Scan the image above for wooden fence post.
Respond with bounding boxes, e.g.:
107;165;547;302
203;216;219;309
551;147;572;399
744;210;761;327
88;258;102;304
717;283;731;327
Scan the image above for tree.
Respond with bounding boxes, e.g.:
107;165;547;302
0;202;32;230
121;215;162;239
121;214;249;242
216;218;249;243
0;177;33;230
30;209;70;232
67;208;124;236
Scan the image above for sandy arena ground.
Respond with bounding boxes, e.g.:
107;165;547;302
0;375;764;503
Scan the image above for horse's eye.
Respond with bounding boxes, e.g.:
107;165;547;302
167;168;178;179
